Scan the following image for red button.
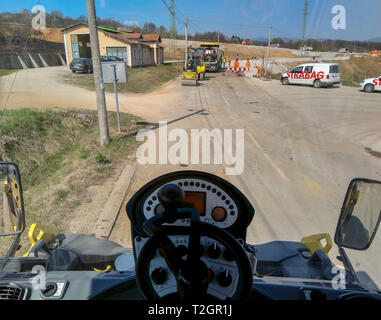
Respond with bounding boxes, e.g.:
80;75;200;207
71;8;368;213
212;207;227;222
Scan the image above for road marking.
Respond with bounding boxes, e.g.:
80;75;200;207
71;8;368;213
247;132;289;182
302;175;328;200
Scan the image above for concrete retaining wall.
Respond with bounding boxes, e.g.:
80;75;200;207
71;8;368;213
0;52;66;69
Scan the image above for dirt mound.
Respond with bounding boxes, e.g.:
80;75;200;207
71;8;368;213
222;43;296;59
162;39;296;60
31;28;64;43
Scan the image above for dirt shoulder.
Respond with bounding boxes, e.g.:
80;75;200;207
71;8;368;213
0;108;145;256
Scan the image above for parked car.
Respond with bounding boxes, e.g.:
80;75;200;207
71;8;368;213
69;58;93;73
360;76;381;93
101;56;123;62
281;63;341;88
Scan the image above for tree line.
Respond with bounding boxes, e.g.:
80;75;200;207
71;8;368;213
0;9;380;53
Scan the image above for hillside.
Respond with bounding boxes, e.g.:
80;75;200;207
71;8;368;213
162;39;296;60
31;28;64;43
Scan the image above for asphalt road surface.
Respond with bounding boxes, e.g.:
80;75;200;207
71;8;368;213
2;67;380;288
109;72;381;289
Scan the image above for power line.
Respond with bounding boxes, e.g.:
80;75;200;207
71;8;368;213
189;18;271;29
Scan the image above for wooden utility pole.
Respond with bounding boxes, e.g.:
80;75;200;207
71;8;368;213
265;26;272;77
185;17;189;59
86;0;109;146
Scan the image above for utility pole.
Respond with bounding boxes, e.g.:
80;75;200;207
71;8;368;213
265;26;272;78
301;0;308;55
185;17;189;60
218;32;220;44
169;0;177;54
86;0;109;145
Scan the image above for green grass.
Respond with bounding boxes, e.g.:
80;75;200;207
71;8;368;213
341;77;357;87
0;108;146;247
62;62;181;94
95;152;110;164
0;69;15;76
77;147;89;159
55;189;69;202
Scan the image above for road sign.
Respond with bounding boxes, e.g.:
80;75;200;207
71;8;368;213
101;61;128;84
101;61;128;133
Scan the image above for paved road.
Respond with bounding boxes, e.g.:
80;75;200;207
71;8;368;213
109;72;381;288
2;66;380;287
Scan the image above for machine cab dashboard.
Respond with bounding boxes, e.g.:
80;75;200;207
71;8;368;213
126;171;255;241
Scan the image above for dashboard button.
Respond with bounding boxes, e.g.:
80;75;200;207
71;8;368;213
207;243;221;259
151;267;167;285
212;207;227;222
217;270;233;287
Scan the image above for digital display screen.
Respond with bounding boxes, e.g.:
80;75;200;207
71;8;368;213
184;192;206;216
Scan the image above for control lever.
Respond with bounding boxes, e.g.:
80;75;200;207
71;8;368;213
157;184;185;222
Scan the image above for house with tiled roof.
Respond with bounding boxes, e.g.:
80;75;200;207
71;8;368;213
61;23;164;67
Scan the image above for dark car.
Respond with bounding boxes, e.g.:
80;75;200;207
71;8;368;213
101;56;123;62
69;58;93;73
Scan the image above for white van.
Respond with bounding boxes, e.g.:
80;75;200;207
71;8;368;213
281;63;341;88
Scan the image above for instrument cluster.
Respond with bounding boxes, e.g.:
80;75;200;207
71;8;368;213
142;178;239;229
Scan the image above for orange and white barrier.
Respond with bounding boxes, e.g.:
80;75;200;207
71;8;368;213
226;67;247;72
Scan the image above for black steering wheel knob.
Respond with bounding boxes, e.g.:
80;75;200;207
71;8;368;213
157;184;185;207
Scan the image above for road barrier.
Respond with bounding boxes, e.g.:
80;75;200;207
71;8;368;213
226;67;247;72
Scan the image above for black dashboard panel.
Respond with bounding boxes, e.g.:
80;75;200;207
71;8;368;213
126;171;255;241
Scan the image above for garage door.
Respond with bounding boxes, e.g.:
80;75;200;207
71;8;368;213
106;47;128;62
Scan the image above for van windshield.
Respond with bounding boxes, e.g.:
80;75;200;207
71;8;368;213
330;65;340;73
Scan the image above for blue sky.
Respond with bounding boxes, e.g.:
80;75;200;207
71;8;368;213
1;0;381;40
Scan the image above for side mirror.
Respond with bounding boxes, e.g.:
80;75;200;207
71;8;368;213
0;162;25;237
335;178;381;251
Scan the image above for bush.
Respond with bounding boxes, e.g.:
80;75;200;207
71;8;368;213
95;152;110;164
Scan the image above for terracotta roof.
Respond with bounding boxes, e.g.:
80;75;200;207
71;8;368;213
102;32;134;45
141;34;161;42
104;32;151;47
119;33;143;40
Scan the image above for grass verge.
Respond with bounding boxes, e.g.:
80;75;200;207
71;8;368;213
0;69;16;76
0;108;145;256
62;62;181;94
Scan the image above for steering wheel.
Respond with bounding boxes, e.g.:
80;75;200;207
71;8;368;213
135;184;253;301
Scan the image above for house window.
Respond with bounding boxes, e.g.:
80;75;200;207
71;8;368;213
71;34;80;59
106;47;128;62
133;48;137;60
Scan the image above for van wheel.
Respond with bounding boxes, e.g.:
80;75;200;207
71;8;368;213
313;80;322;88
364;84;374;93
281;78;289;85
